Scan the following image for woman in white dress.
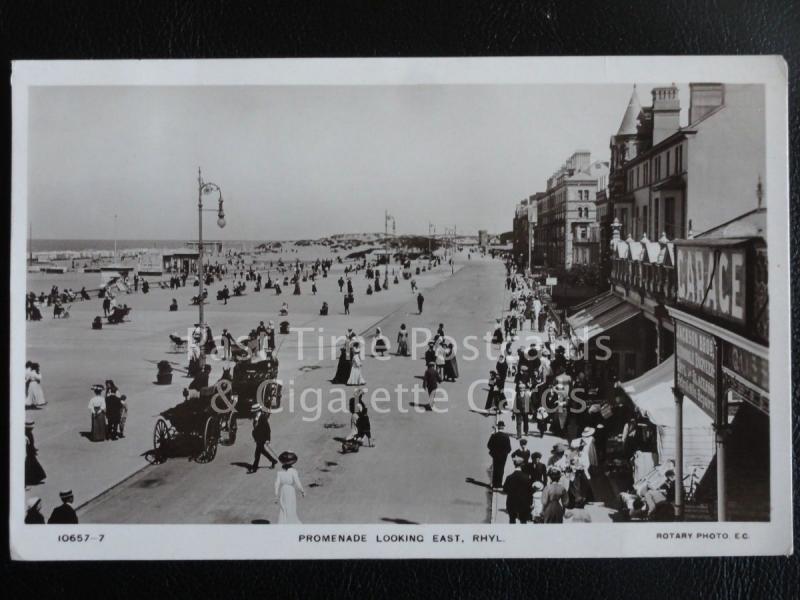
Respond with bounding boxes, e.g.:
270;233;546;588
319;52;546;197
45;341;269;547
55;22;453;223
26;363;47;408
275;451;304;524
347;342;365;385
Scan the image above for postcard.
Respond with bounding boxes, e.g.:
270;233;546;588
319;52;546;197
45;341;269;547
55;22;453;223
10;56;791;559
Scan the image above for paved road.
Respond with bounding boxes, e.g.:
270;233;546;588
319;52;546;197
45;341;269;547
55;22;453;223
79;255;513;524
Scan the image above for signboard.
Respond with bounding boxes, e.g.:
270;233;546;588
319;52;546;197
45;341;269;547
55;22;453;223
721;341;768;393
546;277;558;286
675;320;719;420
721;340;769;415
722;370;769;415
676;243;746;327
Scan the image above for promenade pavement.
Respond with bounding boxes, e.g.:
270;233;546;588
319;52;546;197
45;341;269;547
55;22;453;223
24;251;459;517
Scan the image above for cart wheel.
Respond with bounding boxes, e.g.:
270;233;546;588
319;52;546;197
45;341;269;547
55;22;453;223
152;418;170;463
197;416;220;462
221;410;238;446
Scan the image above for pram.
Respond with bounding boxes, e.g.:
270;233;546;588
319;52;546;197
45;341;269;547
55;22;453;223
169;333;188;353
341;438;360;453
190;291;208;305
54;303;71;319
107;305;131;324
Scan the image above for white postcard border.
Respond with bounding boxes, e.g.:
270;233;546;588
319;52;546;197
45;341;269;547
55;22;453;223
10;56;792;560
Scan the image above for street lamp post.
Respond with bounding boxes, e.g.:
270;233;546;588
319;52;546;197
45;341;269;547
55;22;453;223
428;223;435;262
384;211;396;264
196;167;226;367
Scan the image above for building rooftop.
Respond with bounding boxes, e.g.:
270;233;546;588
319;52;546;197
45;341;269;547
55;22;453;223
617;86;642;136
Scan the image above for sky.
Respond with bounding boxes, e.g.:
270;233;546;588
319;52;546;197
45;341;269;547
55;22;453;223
27;83;689;240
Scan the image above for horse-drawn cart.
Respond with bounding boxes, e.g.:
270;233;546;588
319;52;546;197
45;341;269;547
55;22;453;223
152;386;226;463
151;355;282;461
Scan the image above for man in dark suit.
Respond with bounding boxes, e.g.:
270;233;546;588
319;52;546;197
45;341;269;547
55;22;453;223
424;342;436;366
248;407;278;473
487;421;512;490
529;451;548;486
422;362;441;407
48;490;78;524
503;456;533;523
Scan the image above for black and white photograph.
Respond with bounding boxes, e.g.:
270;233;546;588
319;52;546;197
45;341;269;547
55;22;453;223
9;57;791;560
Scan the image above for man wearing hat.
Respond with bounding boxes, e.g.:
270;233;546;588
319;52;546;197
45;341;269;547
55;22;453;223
580;426;599;486
188;364;213;395
487;421;511;490
423;361;441;406
424;342;436;366
512;379;531;439
48;490;78;524
266;321;276;351
503;454;534;523
248;406;278;473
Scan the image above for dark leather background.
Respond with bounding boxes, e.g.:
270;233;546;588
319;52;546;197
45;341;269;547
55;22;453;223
2;0;798;596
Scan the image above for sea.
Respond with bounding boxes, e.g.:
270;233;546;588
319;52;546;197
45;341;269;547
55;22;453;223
30;239;263;253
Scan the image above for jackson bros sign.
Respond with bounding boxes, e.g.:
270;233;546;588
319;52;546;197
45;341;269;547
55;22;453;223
675;320;719;420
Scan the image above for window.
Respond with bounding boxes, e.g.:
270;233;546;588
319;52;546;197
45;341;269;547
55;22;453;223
643;162;649;185
655;156;661;181
624;353;637;379
636;167;639;189
676;145;683;173
666;151;671;176
642;206;649;238
654;198;659;238
664;197;676;238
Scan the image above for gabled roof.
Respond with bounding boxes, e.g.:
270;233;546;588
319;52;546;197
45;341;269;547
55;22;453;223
617;86;642;136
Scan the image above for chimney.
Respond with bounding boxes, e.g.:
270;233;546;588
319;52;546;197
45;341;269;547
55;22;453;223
689;83;724;125
651;85;680;146
572;151;591;172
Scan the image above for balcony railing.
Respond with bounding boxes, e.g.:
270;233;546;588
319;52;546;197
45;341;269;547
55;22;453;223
609;234;677;303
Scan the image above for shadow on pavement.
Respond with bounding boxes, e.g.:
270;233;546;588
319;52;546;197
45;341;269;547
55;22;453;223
381;517;420;525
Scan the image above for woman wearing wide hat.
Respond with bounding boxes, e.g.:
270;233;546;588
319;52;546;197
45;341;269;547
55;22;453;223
331;343;351;384
87;385;107;442
25;421;46;487
347;342;366;386
275;451;304;524
25;497;45;524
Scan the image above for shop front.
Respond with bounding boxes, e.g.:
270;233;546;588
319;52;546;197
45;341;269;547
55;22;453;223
667;236;769;521
566;291;651;386
621;356;715;501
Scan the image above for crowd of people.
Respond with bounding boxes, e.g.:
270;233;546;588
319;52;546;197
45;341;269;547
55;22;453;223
483;260;682;524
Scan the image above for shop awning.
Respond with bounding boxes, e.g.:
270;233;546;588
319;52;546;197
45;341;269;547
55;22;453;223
567;292;618;329
568;295;640;343
623;356;716;485
623;356;712;429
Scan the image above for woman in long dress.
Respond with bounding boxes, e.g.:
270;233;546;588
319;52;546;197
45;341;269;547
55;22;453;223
541;469;569;523
347;343;365;385
275;452;304;524
396;324;409;356
88;386;107;442
443;343;459;381
434;342;446;380
25;423;46;486
373;327;388;357
331;346;351;384
26;363;47;408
